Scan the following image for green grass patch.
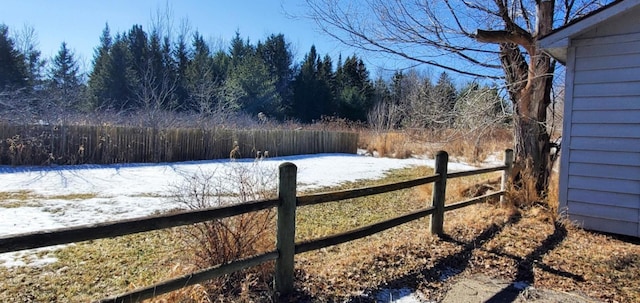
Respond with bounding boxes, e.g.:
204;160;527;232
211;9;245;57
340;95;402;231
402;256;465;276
296;166;433;241
0;230;184;302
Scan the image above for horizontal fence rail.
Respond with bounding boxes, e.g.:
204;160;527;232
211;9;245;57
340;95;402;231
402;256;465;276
0;198;280;253
98;250;280;303
0;149;513;302
296;206;437;254
297;175;441;206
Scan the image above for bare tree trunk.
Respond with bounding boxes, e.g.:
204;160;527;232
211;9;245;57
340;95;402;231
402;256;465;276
514;0;555;194
478;0;556;194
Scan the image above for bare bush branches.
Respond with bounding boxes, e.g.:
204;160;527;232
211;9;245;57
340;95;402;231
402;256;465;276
170;162;277;296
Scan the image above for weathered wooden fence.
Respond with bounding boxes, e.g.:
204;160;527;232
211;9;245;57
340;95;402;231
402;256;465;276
0;123;358;165
0;149;513;302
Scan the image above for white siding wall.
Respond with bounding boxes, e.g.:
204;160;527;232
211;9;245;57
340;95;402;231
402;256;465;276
560;19;640;237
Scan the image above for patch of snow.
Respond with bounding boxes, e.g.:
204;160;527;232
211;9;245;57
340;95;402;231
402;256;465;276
512;281;531;290
439;267;462;281
0;246;64;267
375;288;428;303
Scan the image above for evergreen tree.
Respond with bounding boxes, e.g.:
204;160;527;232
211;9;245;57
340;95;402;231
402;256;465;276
49;41;82;108
133;28;177;112
225;53;280;116
0;24;28;89
229;31;253;67
50;42;80;91
186;32;225;113
88;23;113;109
292;45;333;122
161;35;178;109
256;34;294;118
172;31;190;109
107;34;137;109
432;71;457;127
126;25;148;71
390;70;405;105
334;55;373;121
147;30;164;83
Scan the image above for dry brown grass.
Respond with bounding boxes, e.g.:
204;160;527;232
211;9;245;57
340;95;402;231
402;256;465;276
360;127;512;162
289;166;638;303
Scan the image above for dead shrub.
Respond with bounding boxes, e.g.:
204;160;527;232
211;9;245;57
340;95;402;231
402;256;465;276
503;159;557;216
1;134;54;166
170;161;278;299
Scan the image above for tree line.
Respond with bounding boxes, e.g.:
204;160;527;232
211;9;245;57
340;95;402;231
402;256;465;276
0;22;507;128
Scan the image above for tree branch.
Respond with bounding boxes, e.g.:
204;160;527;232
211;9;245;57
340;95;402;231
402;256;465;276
475;29;534;55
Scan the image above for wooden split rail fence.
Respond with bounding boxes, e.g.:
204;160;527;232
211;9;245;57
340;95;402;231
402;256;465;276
0;149;514;302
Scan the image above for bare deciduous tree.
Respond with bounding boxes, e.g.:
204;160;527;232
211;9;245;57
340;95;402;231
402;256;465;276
302;0;611;193
135;59;179;127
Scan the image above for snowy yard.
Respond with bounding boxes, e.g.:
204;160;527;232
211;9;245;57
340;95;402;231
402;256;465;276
0;151;487;302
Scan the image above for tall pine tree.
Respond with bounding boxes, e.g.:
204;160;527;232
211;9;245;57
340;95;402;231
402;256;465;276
88;23;113;109
49;41;82;109
292;45;333;122
334;55;373;121
256;34;293;118
0;24;28;89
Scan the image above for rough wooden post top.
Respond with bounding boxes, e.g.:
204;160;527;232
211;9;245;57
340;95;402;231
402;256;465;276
279;162;297;170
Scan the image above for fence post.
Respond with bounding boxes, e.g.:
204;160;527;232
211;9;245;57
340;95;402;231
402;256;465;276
430;151;448;236
500;149;514;205
276;162;297;296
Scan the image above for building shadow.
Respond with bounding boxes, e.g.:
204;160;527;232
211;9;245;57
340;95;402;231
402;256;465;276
483;221;582;302
338;213;524;302
356;217;583;302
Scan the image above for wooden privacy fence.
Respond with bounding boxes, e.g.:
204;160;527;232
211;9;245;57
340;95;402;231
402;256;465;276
0;150;514;302
0;123;358;165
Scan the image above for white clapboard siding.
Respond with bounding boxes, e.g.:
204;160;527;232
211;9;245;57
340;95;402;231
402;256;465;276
568;189;639;209
570;137;640;153
572;96;640;110
568;176;640;195
575;40;640;58
574;66;640;84
577;12;640;38
569;201;639;222
569;163;640;181
574;53;640;70
568;214;639;236
570;150;640;166
547;2;640;237
572;111;640;124
572;124;640;138
574;82;640;97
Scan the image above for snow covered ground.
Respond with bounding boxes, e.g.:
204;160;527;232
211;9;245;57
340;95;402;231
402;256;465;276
0;151;486;302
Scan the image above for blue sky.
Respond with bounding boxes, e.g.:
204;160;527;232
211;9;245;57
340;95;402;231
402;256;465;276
1;0;394;75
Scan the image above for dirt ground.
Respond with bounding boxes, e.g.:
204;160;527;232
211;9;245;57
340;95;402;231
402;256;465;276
440;274;600;303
